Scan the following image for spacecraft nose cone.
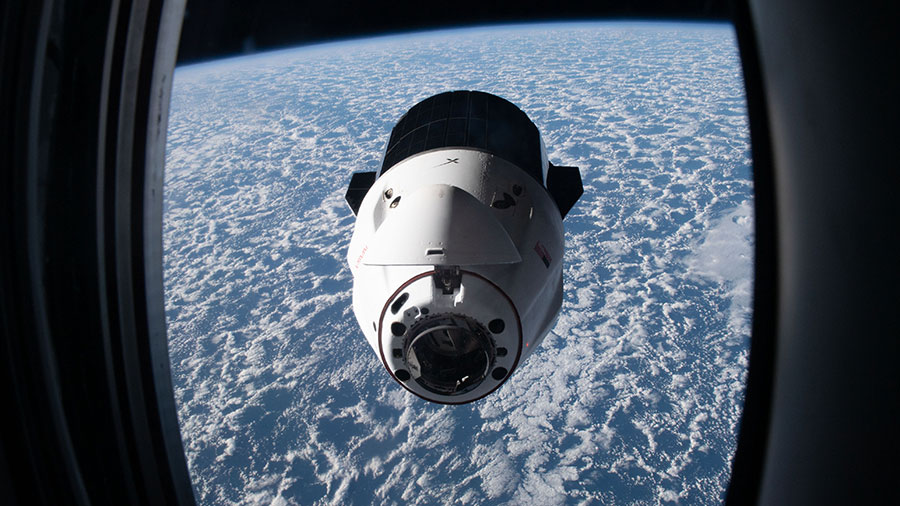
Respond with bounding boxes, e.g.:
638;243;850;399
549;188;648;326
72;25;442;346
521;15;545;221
364;184;521;266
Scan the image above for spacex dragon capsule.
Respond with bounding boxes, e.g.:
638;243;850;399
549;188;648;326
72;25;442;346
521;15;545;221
344;91;583;404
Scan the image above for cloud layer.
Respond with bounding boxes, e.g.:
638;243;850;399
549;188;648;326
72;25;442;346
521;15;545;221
165;22;752;505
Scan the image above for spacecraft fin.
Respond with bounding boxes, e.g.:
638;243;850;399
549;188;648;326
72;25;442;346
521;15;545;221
344;171;376;216
546;163;583;218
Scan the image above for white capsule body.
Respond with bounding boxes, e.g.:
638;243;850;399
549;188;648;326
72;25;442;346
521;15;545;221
346;148;564;404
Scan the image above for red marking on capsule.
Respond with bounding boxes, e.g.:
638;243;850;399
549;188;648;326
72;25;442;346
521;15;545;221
355;245;368;270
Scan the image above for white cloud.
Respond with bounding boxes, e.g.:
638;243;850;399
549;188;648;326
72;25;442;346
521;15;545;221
165;22;751;505
687;200;755;335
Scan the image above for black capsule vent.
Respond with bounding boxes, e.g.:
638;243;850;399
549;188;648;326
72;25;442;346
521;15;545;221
391;293;409;314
